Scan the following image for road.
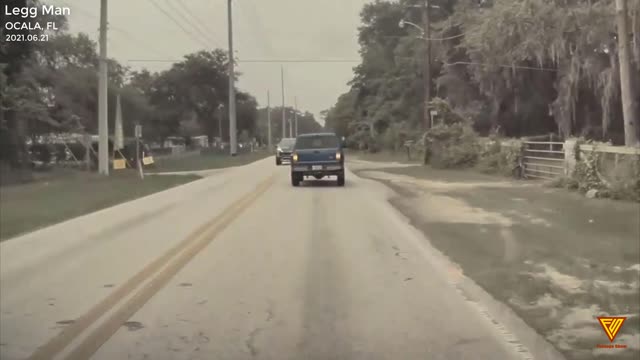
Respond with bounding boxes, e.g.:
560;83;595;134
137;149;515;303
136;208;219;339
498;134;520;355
0;157;565;360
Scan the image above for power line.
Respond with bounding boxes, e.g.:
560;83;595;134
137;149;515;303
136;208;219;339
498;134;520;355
235;0;274;57
57;0;177;58
162;0;218;48
176;0;221;47
145;0;210;49
443;61;558;72
110;28;174;59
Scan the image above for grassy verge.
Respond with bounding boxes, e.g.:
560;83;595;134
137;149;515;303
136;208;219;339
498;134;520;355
151;150;271;173
0;169;200;241
348;150;422;164
356;165;640;360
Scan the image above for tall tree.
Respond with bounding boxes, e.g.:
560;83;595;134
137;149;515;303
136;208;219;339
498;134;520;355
616;0;640;145
326;0;640;146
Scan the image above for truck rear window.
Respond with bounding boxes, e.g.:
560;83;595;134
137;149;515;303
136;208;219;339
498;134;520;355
295;135;339;149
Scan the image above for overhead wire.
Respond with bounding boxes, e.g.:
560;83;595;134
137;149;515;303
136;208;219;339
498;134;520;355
235;0;274;57
442;61;558;72
145;0;210;49
162;0;219;48
56;0;185;58
176;0;223;48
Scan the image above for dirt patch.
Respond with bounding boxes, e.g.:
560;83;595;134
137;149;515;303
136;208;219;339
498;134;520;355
356;165;640;360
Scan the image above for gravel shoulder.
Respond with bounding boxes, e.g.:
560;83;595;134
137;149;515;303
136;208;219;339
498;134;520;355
351;159;640;360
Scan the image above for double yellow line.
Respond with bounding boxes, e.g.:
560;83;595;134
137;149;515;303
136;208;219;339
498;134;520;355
28;175;275;360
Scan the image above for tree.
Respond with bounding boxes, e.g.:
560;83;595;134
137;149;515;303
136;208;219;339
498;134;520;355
616;0;640;145
326;0;640;147
257;106;322;144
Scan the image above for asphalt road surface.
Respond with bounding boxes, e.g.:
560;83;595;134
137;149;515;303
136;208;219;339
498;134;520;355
0;157;566;360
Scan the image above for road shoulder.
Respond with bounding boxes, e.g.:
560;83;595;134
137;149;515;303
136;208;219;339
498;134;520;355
351;160;640;360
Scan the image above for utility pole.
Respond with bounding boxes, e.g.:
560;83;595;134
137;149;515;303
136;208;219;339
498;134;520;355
281;65;286;139
98;0;109;175
218;104;223;146
289;114;293;137
422;0;432;131
616;0;639;146
267;91;272;152
227;0;237;156
294;97;299;136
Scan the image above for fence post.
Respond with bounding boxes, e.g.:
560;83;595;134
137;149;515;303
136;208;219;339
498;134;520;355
564;138;577;176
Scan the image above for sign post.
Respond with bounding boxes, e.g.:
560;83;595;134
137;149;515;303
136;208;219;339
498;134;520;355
135;125;144;179
430;110;438;128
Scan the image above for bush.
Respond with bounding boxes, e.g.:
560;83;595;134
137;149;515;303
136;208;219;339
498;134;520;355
476;138;523;176
605;154;640;201
572;150;606;193
423;123;480;168
560;140;640;201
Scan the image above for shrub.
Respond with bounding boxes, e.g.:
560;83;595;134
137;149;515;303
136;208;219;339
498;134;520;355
476;138;523;177
573;149;606;193
564;140;640;201
423;123;480;168
605;154;640;201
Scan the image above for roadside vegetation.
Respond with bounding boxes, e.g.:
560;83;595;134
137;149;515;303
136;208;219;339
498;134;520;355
151;149;271;173
0;170;200;241
549;141;640;202
350;97;640;202
328;0;640;201
325;0;639;148
1;0;323;186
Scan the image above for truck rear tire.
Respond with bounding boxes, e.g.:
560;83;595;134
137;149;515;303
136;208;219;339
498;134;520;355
276;157;281;166
291;173;301;186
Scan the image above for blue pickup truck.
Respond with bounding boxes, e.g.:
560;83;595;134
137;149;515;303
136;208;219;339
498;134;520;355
290;132;345;187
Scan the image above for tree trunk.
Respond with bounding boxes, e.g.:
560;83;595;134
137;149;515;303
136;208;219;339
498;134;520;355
6;110;32;182
616;0;640;146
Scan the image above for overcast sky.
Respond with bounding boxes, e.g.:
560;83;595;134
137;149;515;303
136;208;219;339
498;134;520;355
50;0;371;124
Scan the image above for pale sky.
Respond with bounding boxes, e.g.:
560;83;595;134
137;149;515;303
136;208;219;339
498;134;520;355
50;0;371;123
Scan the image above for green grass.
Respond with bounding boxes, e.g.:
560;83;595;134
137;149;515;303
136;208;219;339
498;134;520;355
0;169;200;241
151;150;271;172
348;149;422;164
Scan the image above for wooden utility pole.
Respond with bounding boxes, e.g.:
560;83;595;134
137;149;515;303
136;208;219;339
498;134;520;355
267;91;272;152
281;66;286;139
227;0;238;155
218;104;223;144
98;0;109;175
422;0;432;131
616;0;639;146
294;96;298;137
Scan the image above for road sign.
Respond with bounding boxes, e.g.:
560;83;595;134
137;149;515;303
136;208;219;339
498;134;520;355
113;159;126;170
135;125;142;138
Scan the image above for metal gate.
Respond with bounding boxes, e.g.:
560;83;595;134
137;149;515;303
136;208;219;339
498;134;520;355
522;140;565;180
